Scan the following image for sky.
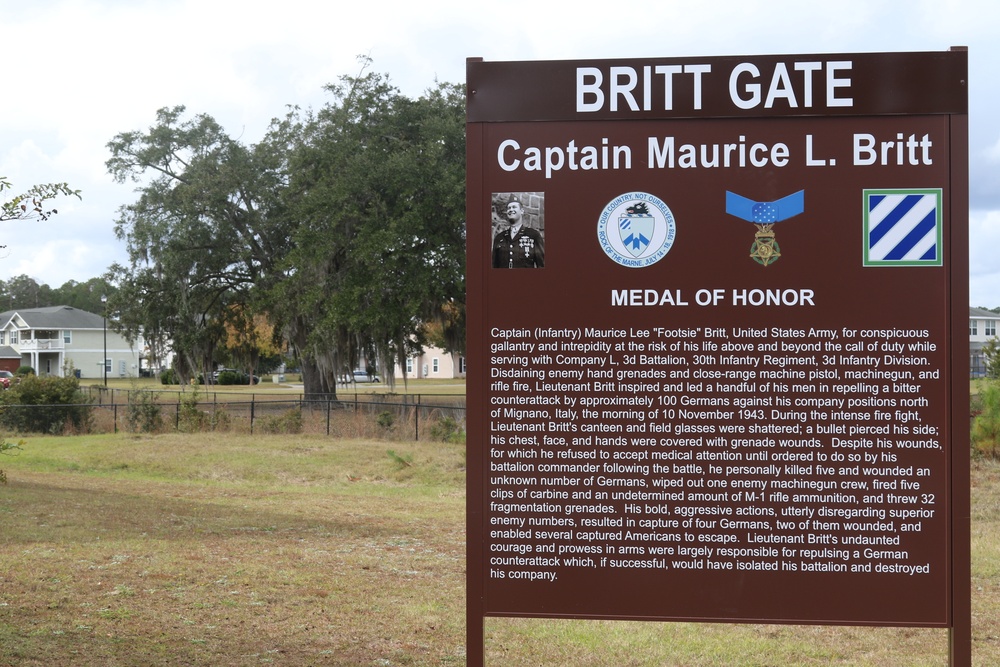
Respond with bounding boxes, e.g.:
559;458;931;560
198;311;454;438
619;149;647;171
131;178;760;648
2;0;999;305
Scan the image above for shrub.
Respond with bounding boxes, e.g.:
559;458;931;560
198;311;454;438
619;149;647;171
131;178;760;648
972;381;1000;459
210;409;232;431
429;415;465;443
376;411;395;430
0;374;91;434
257;408;303;434
984;337;1000;379
160;368;178;385
177;384;208;432
15;365;35;377
125;387;163;433
0;437;24;485
216;370;243;385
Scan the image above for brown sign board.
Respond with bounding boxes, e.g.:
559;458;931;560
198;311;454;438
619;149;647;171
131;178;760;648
466;49;969;664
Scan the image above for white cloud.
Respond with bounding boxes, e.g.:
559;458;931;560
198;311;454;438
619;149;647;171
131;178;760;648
970;210;1000;306
0;0;997;294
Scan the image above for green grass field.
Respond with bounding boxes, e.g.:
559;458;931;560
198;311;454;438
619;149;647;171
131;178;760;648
1;434;997;666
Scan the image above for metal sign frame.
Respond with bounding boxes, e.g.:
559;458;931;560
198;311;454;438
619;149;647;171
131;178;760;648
466;48;969;666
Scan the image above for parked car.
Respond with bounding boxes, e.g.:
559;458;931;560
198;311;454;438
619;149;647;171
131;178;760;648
342;369;379;383
0;370;12;388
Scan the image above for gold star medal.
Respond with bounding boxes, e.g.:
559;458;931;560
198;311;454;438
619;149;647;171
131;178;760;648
751;222;780;266
726;191;804;266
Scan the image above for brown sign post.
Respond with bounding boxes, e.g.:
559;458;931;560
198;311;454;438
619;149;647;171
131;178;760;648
466;49;969;665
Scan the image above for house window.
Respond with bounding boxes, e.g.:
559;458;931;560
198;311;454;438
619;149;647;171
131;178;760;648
0;331;5;345
9;330;17;345
406;358;413;374
432;358;439;373
987;321;997;337
971;319;978;336
63;330;72;344
459;357;466;374
105;358;112;374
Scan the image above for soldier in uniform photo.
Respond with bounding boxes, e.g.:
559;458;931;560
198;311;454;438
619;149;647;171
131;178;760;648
492;199;544;268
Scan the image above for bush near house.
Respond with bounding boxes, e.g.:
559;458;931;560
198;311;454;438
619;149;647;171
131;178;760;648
215;369;259;385
0;373;91;434
973;381;1000;460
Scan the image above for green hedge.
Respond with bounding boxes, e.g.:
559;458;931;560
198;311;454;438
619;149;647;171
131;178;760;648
0;374;91;434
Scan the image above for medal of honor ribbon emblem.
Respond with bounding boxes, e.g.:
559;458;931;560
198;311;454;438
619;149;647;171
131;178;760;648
726;191;804;266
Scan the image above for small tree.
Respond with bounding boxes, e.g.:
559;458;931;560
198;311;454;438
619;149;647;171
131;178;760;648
983;336;1000;379
972;381;1000;459
0;437;24;485
125;386;163;433
221;306;283;383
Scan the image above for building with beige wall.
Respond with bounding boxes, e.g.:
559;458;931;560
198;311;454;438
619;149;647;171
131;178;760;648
0;306;142;379
394;345;465;381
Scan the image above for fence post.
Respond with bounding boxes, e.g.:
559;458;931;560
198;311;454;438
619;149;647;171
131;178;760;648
113;403;118;434
415;394;420;441
250;396;255;434
326;397;331;436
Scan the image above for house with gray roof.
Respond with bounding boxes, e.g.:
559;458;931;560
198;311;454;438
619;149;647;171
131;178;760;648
970;306;1000;377
0;306;142;379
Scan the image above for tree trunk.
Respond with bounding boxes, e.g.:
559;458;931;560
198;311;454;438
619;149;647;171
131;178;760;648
300;355;337;399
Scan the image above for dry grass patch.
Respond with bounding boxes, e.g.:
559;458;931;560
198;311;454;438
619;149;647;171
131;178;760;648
1;433;466;666
1;436;998;665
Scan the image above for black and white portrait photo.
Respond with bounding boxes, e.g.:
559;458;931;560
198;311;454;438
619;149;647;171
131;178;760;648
491;192;545;269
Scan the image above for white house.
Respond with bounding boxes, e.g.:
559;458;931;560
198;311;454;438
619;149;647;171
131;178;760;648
0;306;143;379
394;344;466;380
970;307;1000;377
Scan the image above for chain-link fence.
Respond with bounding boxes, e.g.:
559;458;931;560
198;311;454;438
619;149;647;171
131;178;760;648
9;388;467;441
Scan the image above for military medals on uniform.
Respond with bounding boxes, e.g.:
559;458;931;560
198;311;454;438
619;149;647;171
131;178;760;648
518;235;535;259
725;190;805;266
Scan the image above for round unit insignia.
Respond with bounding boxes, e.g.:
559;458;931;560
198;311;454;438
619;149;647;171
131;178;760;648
597;192;676;268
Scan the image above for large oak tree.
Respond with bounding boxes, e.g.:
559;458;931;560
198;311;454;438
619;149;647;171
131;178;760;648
105;61;465;396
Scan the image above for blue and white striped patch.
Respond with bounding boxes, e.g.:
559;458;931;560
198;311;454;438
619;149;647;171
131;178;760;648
863;189;943;267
